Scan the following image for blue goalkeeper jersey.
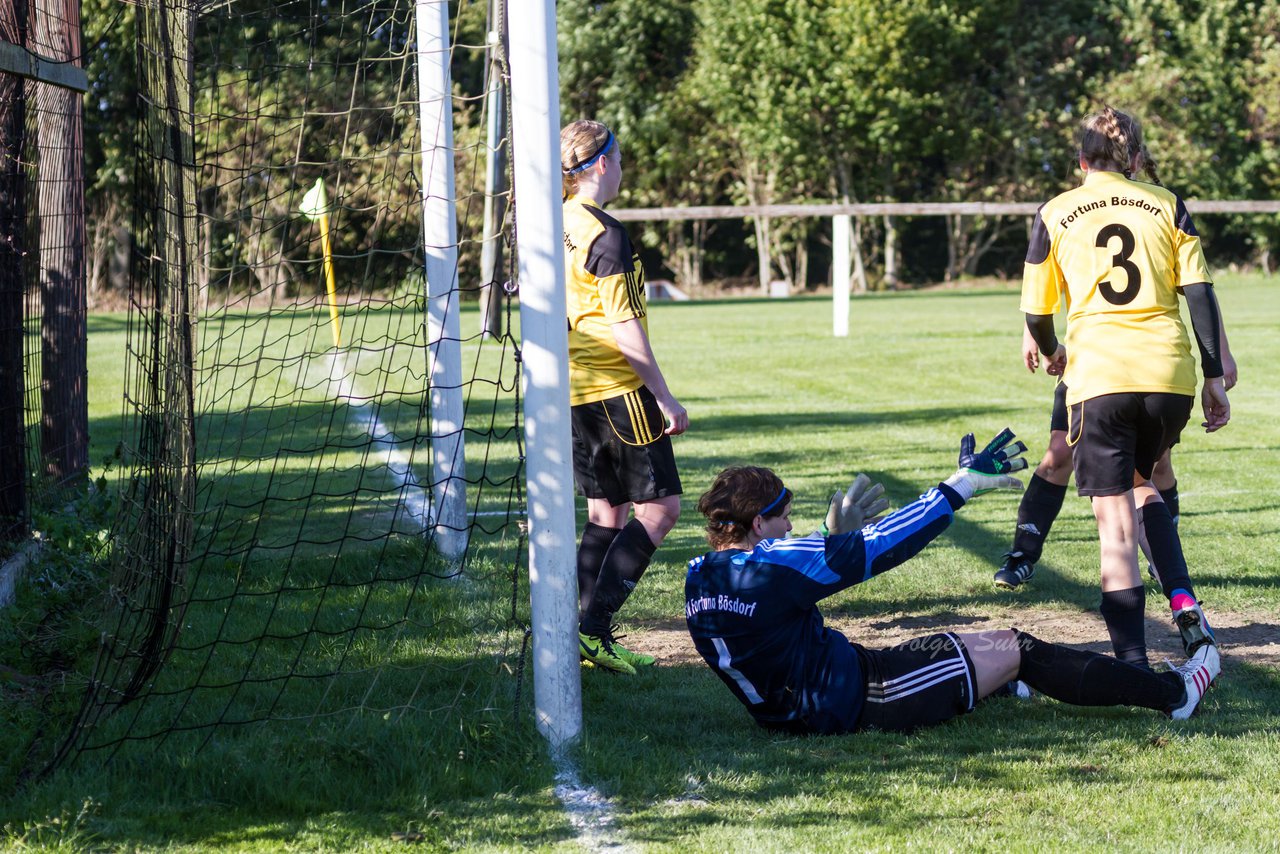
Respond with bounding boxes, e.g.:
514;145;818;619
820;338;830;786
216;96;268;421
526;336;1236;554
684;484;963;734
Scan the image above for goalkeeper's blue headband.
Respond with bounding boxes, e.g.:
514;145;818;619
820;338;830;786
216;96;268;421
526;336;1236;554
758;487;790;518
563;132;615;175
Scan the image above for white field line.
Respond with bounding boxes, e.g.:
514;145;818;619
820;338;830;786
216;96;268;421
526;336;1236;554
553;754;632;853
322;352;525;526
327;351;432;530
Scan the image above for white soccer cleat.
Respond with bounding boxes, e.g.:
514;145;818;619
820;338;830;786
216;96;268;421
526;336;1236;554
1005;680;1034;700
1167;644;1221;720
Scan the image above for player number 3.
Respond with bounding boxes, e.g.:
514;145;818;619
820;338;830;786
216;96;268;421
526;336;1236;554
1096;222;1142;305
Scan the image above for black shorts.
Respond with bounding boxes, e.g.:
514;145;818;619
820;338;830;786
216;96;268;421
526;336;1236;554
1049;382;1068;433
571;385;682;506
853;632;977;734
1068;392;1192;497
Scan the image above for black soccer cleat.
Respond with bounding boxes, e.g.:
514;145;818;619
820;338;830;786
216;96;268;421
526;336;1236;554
1173;602;1216;656
994;551;1035;589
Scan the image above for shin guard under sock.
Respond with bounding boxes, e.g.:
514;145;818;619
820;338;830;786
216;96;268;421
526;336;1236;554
1158;480;1180;524
581;519;656;637
1010;473;1068;564
577;522;622;617
1100;585;1149;669
1014;631;1183;711
1141;502;1194;602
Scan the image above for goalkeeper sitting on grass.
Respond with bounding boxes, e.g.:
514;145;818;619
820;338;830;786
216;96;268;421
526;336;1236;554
684;429;1219;735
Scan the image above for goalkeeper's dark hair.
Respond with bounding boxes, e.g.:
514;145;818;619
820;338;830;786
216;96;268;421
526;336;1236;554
698;466;790;549
1078;105;1147;177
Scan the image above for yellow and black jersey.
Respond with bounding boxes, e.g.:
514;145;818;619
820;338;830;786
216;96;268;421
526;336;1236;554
1020;171;1213;406
563;195;648;406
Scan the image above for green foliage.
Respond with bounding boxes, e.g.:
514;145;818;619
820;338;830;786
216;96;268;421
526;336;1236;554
1;797;100;852
82;0;137;198
78;0;1280;294
0;477;115;788
557;0;1280;283
559;0;722;280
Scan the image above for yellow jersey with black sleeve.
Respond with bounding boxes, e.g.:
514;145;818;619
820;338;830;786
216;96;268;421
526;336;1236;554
1020;171;1213;406
563;195;648;406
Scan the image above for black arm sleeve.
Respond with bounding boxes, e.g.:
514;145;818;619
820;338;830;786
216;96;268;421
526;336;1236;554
1025;313;1058;357
1180;283;1223;378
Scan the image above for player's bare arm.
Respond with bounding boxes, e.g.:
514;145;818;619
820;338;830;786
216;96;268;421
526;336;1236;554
610;318;688;435
1021;325;1040;373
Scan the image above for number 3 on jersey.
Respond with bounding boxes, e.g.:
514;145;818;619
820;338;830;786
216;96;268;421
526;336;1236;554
1096;223;1141;305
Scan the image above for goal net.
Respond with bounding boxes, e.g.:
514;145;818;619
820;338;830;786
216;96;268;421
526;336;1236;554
49;0;533;780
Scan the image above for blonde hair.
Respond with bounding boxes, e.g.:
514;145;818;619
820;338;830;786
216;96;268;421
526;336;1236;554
560;119;612;197
1078;105;1157;181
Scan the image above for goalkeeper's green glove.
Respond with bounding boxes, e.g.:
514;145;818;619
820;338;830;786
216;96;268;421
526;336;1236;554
943;428;1027;501
822;473;890;536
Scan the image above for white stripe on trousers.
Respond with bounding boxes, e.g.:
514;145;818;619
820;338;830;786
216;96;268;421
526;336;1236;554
865;633;975;710
864;660;968;703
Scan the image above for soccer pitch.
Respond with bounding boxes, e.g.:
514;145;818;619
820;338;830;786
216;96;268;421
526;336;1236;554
5;275;1279;850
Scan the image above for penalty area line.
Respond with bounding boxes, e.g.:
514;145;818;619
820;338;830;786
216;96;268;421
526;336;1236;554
326;351;431;529
322;352;525;528
553;753;632;853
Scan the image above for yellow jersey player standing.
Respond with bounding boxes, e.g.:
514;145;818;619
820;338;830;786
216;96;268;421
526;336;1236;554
560;120;687;675
1021;106;1227;685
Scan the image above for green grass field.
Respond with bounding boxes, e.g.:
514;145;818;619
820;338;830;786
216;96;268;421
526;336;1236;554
3;275;1280;851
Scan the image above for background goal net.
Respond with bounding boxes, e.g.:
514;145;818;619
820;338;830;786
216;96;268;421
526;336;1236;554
48;0;534;781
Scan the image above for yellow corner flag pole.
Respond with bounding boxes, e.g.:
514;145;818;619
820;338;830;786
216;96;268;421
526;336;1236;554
300;178;342;348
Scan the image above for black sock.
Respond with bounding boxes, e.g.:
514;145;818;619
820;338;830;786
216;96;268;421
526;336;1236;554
1014;631;1183;711
1142;502;1194;602
1100;586;1149;669
1158;480;1180;523
581;519;656;636
1010;473;1068;563
577;522;621;618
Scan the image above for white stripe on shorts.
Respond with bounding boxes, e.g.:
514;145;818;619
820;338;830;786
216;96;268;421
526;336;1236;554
864;661;967;704
864;634;975;710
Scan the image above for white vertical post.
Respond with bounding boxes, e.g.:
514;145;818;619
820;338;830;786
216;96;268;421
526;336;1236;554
417;0;468;560
832;214;851;337
508;0;582;748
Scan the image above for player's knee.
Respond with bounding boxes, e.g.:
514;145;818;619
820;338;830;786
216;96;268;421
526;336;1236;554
636;499;680;539
1031;432;1069;480
1039;448;1072;482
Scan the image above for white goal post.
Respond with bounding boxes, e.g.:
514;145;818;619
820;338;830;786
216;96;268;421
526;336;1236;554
417;0;468;560
508;0;583;749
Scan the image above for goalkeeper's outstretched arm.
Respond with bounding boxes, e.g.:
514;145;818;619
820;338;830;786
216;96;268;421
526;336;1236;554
821;429;1026;586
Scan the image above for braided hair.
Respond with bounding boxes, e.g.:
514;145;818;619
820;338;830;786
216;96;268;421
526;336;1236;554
1078;105;1146;177
1137;143;1163;185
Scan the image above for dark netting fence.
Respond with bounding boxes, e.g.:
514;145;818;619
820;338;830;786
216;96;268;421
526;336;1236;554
37;0;530;773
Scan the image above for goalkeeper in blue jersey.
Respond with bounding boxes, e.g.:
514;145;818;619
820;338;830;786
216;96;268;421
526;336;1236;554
684;429;1219;735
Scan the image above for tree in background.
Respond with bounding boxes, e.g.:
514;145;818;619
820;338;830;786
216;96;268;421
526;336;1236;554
76;0;1280;294
81;0;136;302
559;0;717;291
1241;0;1280;270
1091;0;1280;268
925;0;1119;279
